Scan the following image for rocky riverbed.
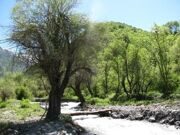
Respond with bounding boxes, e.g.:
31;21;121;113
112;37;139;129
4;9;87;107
91;102;180;129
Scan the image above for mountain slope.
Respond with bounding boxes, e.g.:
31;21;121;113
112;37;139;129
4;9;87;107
0;47;24;75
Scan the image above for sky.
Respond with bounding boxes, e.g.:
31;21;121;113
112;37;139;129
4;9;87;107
0;0;180;50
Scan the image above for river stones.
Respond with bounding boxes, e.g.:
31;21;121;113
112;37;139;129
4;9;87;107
154;111;168;121
111;110;129;119
108;103;180;128
148;116;156;122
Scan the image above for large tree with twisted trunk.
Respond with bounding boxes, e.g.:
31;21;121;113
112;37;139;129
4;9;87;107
10;0;95;120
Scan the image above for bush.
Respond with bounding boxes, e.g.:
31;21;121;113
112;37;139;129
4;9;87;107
0;101;8;108
59;114;72;122
15;86;32;100
87;97;110;106
147;91;162;99
157;77;176;98
20;99;31;108
0;88;14;101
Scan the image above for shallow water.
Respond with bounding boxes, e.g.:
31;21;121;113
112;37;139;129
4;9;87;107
73;115;180;135
62;102;180;135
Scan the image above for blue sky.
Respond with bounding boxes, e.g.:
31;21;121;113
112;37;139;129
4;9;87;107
77;0;180;29
0;0;180;50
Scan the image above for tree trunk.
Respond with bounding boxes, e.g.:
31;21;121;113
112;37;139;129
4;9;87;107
104;63;109;95
66;109;112;116
87;83;94;96
122;76;130;98
46;85;61;120
45;68;62;120
74;84;85;106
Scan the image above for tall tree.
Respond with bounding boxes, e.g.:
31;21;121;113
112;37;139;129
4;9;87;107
10;0;95;120
151;25;175;97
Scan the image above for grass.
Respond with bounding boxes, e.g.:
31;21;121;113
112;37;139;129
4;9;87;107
84;92;180;106
0;99;44;121
86;97;110;106
0;99;44;132
0;101;8;108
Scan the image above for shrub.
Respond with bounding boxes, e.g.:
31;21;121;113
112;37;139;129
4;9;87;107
0;88;14;101
0;101;8;108
59;114;72;122
88;97;110;106
20;99;31;108
15;86;32;100
147;91;162;99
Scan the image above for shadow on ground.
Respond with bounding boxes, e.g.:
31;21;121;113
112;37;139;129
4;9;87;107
0;119;83;135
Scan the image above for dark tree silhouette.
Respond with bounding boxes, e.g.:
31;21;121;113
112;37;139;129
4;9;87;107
10;0;95;120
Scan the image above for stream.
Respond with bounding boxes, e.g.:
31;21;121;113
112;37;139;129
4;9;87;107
62;102;180;135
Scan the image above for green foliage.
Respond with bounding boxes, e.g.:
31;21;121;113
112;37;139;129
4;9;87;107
0;73;47;101
63;88;78;100
1;17;179;106
20;99;31;108
147;91;162;99
0;76;16;101
0;99;44;121
87;97;110;106
59;114;72;122
62;21;179;105
0;88;15;101
0;101;8;108
15;86;32;100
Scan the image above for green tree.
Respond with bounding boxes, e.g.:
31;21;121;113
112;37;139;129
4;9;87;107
165;21;180;34
10;0;95;120
150;25;175;97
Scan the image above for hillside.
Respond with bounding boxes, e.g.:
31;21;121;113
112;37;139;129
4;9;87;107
0;47;24;76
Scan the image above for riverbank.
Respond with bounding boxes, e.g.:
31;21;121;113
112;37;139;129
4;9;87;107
86;101;180;129
1;118;83;135
0;100;84;135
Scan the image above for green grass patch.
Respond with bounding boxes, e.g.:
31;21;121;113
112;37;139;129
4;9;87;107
0;99;44;121
20;99;31;108
0;102;8;108
86;97;110;106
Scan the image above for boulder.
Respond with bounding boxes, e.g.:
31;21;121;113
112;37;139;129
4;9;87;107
129;112;144;120
169;118;175;125
175;121;180;127
148;116;156;122
142;110;152;119
111;111;129;119
174;111;180;121
155;111;167;121
134;113;144;120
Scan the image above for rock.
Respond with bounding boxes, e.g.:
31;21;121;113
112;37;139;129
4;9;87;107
111;111;129;119
155;111;167;121
129;112;143;120
169;118;175;125
134;113;144;120
148;116;156;122
174;111;180;121
175;121;180;127
111;112;119;119
159;119;168;124
119;111;129;118
170;111;178;120
59;130;68;135
142;110;151;119
36;131;42;135
14;130;18;134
